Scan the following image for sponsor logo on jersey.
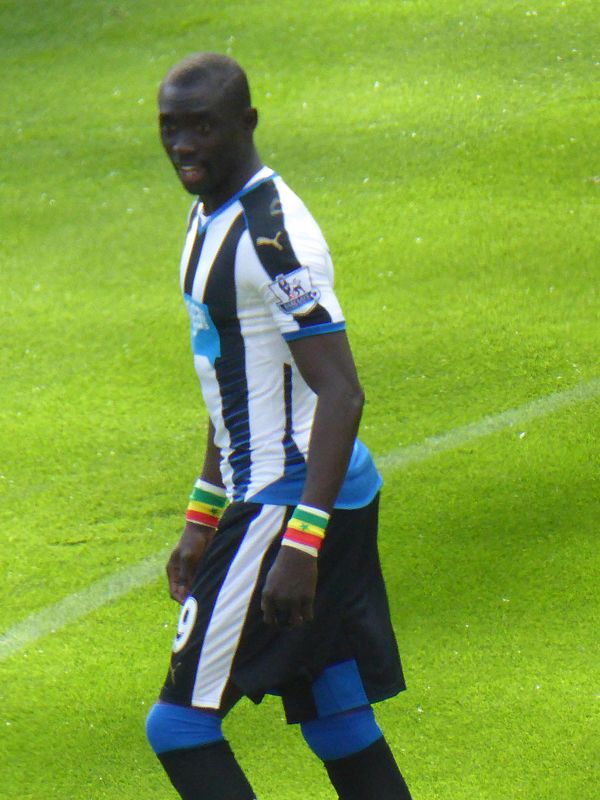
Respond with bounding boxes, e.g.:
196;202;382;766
185;295;210;336
184;294;221;365
268;266;320;315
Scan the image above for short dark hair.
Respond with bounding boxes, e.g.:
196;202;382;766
160;52;252;113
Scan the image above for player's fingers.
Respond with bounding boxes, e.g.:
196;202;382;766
169;583;186;604
167;555;193;604
299;595;314;624
166;554;182;602
177;550;200;598
288;606;304;628
166;551;178;579
276;607;293;628
178;561;191;592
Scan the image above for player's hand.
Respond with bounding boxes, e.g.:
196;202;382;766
261;546;318;628
166;522;216;604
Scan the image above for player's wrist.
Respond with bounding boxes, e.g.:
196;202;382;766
281;503;331;558
185;478;228;529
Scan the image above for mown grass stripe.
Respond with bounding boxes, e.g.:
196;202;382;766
1;377;598;662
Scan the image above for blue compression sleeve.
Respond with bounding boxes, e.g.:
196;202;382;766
301;707;383;761
146;702;224;755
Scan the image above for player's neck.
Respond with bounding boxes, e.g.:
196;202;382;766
202;152;264;215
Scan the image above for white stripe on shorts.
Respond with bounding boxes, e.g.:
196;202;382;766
191;504;287;709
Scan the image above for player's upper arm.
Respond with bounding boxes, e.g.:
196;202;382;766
288;330;363;399
239;182;346;341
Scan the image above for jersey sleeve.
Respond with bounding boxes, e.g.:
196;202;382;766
239;180;345;341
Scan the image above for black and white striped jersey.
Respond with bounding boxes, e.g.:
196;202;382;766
180;167;381;508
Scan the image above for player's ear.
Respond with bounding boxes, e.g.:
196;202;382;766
243;107;258;133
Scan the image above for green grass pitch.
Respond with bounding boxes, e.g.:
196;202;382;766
1;1;598;798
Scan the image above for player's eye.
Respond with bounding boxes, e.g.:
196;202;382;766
195;121;211;135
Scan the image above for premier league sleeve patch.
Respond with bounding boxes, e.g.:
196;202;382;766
268;266;321;316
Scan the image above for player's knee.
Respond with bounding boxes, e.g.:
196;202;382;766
301;706;383;761
146;701;224;755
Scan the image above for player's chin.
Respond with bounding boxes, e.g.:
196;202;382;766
179;176;206;196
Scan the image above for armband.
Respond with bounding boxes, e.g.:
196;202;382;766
281;504;331;558
185;479;228;529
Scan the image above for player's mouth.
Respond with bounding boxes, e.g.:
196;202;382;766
177;164;207;187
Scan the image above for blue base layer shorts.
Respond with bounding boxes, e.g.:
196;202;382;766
159;493;406;724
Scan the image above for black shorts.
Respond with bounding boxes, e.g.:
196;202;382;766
159;493;406;724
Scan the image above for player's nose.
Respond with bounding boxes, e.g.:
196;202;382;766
172;131;201;160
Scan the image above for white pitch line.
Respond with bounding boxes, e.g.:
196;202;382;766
376;376;600;472
0;548;170;661
1;377;599;661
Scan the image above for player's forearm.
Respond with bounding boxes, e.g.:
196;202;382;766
184;420;226;533
199;419;224;488
300;383;364;513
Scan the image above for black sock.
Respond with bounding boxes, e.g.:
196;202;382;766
157;740;255;800
324;737;413;800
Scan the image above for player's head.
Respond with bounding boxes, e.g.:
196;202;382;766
158;53;259;202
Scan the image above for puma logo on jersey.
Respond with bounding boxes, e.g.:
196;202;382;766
256;231;285;251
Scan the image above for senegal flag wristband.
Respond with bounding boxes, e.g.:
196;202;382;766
185;479;228;529
281;504;331;558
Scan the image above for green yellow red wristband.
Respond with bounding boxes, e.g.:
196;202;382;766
185;479;228;529
281;504;331;558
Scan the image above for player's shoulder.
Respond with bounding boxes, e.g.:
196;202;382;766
271;175;310;216
241;171;316;227
242;172;326;259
